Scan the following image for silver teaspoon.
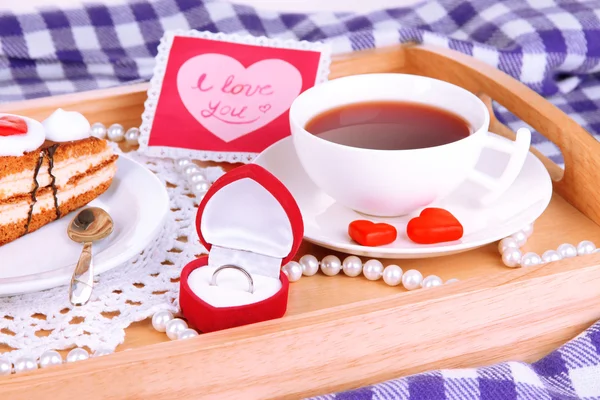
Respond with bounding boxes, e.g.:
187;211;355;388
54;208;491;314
67;207;114;306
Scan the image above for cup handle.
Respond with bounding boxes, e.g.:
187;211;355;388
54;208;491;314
467;128;532;205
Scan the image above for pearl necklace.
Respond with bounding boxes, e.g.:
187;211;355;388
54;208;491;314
90;122;141;146
281;255;457;288
0;311;199;375
498;225;597;268
0;346;114;375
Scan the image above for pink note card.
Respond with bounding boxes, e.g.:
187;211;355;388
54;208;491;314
139;30;331;163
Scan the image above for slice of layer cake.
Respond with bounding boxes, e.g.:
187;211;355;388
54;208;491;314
0;109;118;246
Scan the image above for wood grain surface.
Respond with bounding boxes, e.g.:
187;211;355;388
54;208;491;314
2;44;600;399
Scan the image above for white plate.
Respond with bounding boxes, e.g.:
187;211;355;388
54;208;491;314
254;135;553;259
0;156;170;296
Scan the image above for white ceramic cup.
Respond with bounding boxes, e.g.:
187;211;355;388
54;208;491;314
289;73;532;217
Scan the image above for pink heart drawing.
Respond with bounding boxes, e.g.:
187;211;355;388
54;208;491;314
177;54;303;143
258;104;271;113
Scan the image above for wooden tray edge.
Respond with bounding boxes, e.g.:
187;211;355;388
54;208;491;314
2;255;600;399
2;43;600;399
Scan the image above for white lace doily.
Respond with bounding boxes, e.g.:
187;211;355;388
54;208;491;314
0;148;224;363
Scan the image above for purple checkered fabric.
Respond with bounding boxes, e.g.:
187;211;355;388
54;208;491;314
1;0;600;166
2;0;600;397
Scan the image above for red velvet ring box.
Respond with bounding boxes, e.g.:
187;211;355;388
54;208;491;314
179;164;304;333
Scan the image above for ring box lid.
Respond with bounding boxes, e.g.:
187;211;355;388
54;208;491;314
196;164;304;279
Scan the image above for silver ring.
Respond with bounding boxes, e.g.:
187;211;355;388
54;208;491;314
210;264;254;294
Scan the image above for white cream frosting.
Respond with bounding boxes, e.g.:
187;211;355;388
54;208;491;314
42;108;91;142
0;114;46;157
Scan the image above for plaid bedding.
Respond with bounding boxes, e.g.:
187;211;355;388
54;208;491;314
1;0;600;166
1;0;600;398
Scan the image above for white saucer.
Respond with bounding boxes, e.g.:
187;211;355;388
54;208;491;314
0;156;170;296
254;135;553;259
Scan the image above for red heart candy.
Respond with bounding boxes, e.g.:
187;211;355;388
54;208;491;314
348;220;397;247
406;208;463;244
0;116;28;136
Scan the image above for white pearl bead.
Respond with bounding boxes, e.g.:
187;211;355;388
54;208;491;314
0;357;11;376
183;164;200;176
66;348;89;363
522;223;534;238
498;237;519;254
342;256;363;277
282;261;303;282
422;275;443;288
445;278;459;284
165;318;188;340
192;181;210;195
107;123;125;142
511;231;528;247
577;240;596;255
363;259;384;281
189;173;208;184
177;328;199;340
502;248;522;268
299;254;319;276
152;310;174;332
39;350;62;368
541;250;562;263
14;357;37;373
124;127;140;145
401;269;423;290
520;252;542;267
175;158;192;171
320;255;342;276
90;122;107;139
557;243;577;258
92;348;113;357
382;265;403;286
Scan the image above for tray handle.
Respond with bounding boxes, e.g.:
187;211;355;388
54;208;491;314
403;44;600;226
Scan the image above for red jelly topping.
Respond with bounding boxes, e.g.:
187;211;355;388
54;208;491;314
0;116;28;136
348;220;397;247
406;208;464;244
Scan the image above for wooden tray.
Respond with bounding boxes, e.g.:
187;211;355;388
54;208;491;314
3;43;600;400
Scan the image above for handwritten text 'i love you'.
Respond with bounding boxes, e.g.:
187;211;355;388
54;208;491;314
177;54;302;143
